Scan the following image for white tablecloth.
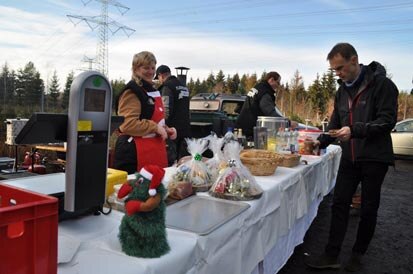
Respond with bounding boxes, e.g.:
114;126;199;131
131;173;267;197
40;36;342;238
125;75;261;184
58;145;342;274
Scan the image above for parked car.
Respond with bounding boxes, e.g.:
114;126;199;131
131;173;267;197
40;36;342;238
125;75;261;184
189;93;245;137
391;118;413;156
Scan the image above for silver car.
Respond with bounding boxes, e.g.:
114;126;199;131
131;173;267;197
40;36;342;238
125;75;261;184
391;118;413;156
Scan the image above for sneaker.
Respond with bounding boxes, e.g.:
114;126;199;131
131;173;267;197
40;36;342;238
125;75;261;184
344;252;363;272
305;253;341;269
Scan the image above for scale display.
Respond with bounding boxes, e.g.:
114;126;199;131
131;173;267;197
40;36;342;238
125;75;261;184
84;88;106;112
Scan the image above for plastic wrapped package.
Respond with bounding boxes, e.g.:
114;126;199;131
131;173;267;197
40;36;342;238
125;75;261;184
167;179;194;200
223;131;238;144
170;138;212;192
209;141;263;201
205;133;227;183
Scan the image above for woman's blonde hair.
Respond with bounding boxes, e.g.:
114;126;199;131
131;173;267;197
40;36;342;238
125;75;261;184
131;51;157;85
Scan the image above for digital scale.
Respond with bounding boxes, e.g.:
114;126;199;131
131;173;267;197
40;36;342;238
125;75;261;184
65;71;112;212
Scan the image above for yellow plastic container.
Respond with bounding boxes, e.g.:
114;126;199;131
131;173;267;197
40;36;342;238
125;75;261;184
106;168;128;197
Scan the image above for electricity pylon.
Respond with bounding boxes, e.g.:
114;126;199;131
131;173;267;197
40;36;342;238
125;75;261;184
81;55;97;71
68;0;135;76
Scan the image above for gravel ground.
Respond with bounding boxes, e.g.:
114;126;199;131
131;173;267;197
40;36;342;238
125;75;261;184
278;159;413;274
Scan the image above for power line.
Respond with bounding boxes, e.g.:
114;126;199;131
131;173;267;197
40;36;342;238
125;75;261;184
134;18;413;38
138;1;413;28
132;27;413;40
67;0;135;76
128;0;279;19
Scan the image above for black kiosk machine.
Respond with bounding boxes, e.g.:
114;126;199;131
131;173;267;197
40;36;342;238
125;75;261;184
14;71;120;217
65;71;112;212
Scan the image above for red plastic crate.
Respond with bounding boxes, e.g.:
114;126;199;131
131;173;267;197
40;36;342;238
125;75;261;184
0;184;58;274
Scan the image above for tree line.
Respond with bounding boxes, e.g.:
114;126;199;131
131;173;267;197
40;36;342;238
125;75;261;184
1;62;412;126
185;69;337;124
0;62;73;117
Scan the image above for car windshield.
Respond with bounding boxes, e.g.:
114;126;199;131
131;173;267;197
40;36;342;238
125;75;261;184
222;101;243;115
395;120;413;132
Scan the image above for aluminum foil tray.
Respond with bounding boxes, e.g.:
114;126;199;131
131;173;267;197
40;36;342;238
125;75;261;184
166;195;250;235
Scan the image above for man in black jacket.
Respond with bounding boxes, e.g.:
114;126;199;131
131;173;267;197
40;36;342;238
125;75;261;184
306;43;398;272
235;71;285;139
155;65;191;164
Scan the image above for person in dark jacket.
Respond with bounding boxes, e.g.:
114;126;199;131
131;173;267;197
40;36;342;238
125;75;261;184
155;65;191;164
235;71;285;139
305;43;399;272
113;51;177;174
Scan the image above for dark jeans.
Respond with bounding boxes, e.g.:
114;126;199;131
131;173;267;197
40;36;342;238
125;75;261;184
176;137;190;160
325;158;389;257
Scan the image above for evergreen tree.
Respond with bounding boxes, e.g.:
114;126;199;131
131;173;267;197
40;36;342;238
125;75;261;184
213;70;225;93
194;78;201;95
34;71;45;111
239;74;248;94
187;78;195;97
15;62;44;111
231;73;240;94
0;63;16;113
111;78;126;109
322;69;336;98
199;79;208;95
225;74;237;94
62;71;74;110
205;72;215;92
308;74;328;118
190;78;203;96
277;83;289;114
215;70;225;83
48;70;60;111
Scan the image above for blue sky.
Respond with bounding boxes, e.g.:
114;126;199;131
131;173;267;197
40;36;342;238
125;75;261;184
0;0;412;91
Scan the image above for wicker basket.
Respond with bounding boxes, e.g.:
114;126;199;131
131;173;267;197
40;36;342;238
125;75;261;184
240;149;282;176
277;153;301;168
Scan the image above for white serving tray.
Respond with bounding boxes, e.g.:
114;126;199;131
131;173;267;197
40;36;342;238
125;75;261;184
166;195;250;235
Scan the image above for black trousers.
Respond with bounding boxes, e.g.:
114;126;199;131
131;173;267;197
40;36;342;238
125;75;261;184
113;135;137;175
176;137;190;160
166;137;190;166
325;158;389;257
